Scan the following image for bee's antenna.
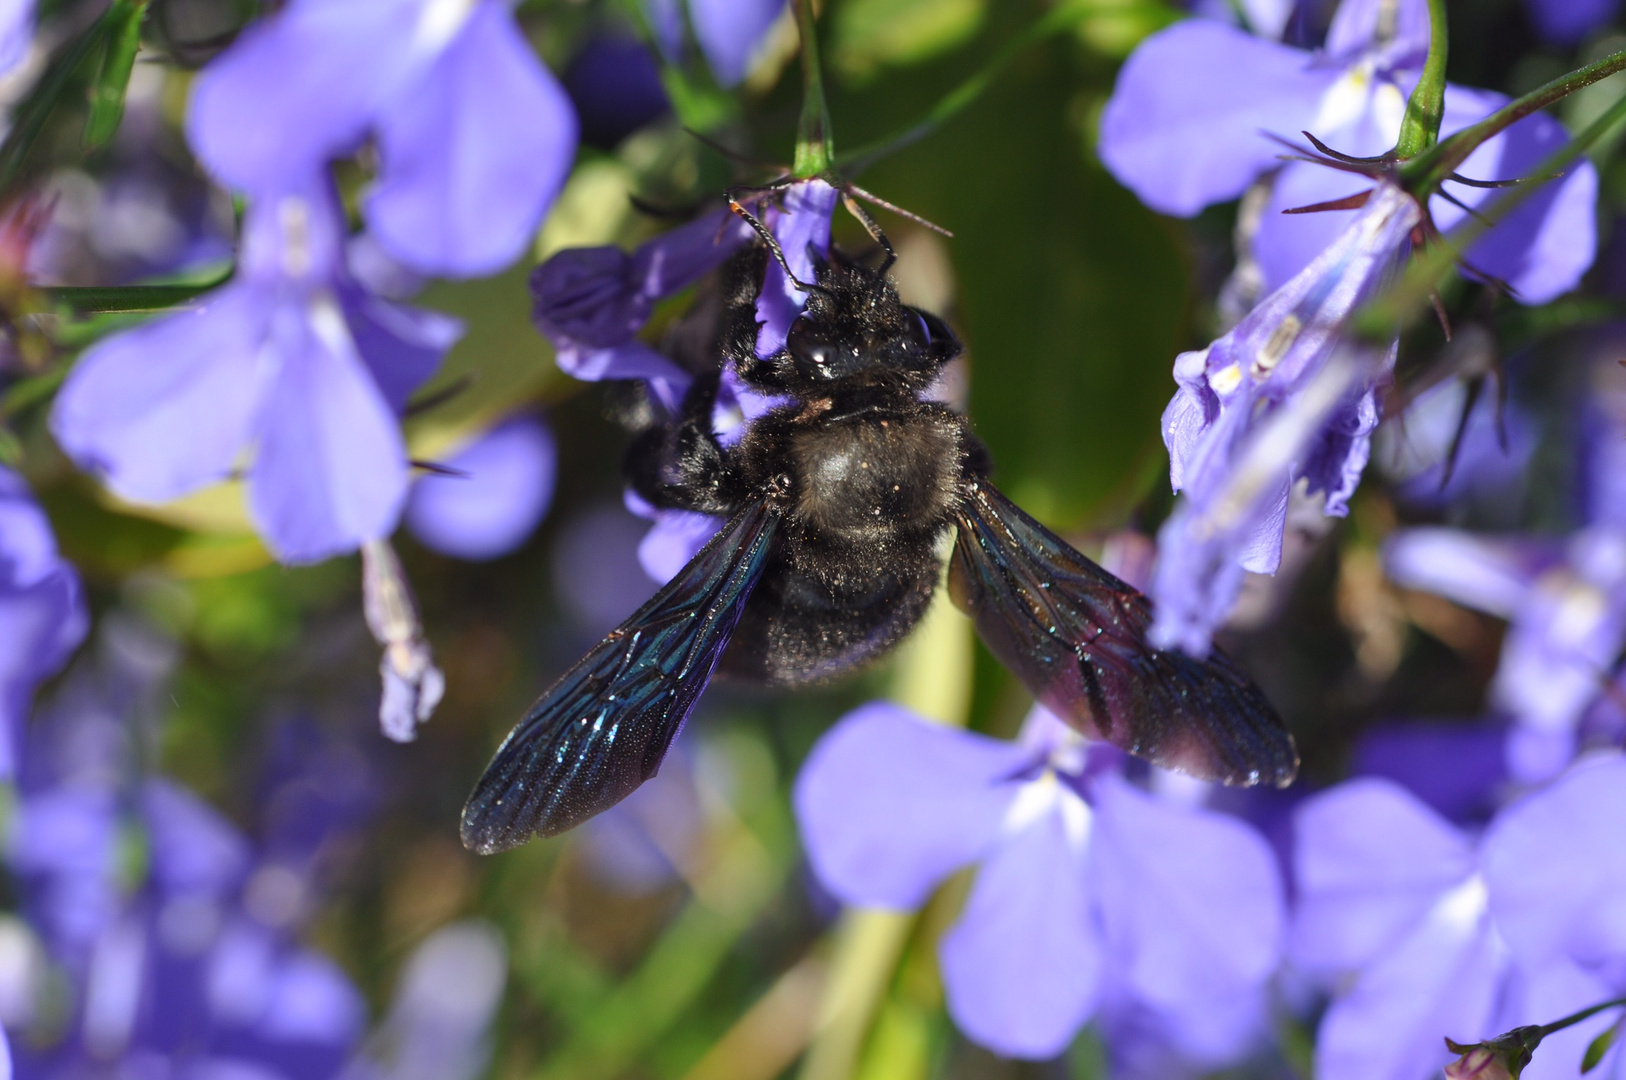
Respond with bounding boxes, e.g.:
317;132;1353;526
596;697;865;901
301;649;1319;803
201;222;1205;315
840;181;953;238
682;127;784;171
839;193;896;274
727;193;818;292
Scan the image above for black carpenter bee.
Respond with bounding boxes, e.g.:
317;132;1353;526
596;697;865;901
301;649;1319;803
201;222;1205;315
460;203;1297;854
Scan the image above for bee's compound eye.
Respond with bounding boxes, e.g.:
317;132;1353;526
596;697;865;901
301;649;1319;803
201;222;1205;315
787;316;838;375
907;312;932;349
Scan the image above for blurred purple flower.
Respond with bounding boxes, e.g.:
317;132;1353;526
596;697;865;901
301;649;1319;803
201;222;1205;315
1352;721;1508;823
795;703;1283;1061
405;415;557;561
530;208;753;402
644;0;787;87
0;469;85;777
52;181;462;564
0;0;31;75
1524;0;1617;44
5;700;370;1078
344;921;507;1080
563;33;670;150
1099;0;1597;303
579;739;712;893
187;0;577;277
1150;182;1419;656
1293;759;1626;1080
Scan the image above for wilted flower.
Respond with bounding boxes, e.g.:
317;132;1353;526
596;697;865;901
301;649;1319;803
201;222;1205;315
362;538;444;743
187;0;577;277
1443;1030;1538;1079
405;414;558;561
1150;181;1419;655
0;468;85;777
795;703;1283;1061
1099;0;1596;302
52;181;462;563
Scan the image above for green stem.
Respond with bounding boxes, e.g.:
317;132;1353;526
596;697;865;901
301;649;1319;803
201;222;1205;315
0;8;120;193
1395;0;1448;156
791;0;834;178
1359;86;1626;340
1537;996;1626;1038
1404;46;1626;187
835;0;1093;173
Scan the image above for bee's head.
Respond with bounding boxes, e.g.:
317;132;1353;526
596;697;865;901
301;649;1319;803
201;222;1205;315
778;253;961;393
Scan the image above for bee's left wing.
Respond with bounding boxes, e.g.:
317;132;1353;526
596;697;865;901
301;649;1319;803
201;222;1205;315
461;501;780;853
950;479;1297;788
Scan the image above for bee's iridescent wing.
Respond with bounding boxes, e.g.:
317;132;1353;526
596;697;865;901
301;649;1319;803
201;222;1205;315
461;501;780;852
950;479;1297;787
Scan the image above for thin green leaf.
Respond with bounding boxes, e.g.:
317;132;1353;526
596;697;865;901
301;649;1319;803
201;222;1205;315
1582;1023;1619;1073
83;0;149;152
46;267;233;313
0;8;118;193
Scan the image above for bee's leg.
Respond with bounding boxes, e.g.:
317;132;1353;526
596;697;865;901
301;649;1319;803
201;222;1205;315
623;371;739;515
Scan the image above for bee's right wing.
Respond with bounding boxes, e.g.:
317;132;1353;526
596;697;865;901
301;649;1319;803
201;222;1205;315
950;479;1297;788
461;501;779;853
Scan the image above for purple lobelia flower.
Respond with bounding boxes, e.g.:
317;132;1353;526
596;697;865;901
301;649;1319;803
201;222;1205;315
1384;527;1626;781
0;469;85;778
187;0;577;278
5;685;370;1078
1099;0;1597;304
1523;0;1618;44
52;180;462;564
1292;757;1626;1080
1149;181;1418;656
563;32;671;150
405;414;558;561
795;703;1283;1061
531;207;754;403
643;0;788;87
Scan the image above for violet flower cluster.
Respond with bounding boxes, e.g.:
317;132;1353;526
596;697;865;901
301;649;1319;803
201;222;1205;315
52;0;579;564
1099;0;1598;655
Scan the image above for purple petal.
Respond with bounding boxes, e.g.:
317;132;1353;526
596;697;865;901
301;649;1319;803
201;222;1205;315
1523;0;1619;45
0;0;32;76
51;287;275;503
939;806;1101;1059
1432;85;1598;305
0;467;61;583
1097;20;1336;216
1482;754;1626;971
141;780;252;899
689;0;786;86
792;702;1029;909
0;569;85;776
755;180;839;357
1292;778;1477;974
1515;959;1620;1080
370;920;507;1075
405;416;557;560
366;1;578;276
1382;529;1554;618
259;948;367;1043
636;508;724;584
1352;721;1507;823
340;284;462;414
1493;530;1626;750
1314;882;1503;1080
1091;774;1283;1015
1324;0;1431;64
186;1;410;195
247;298;409;563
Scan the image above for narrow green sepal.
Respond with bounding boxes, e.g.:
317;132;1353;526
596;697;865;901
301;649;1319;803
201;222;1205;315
1582;1023;1620;1073
791;0;834;177
1395;0;1448;157
82;0;148;152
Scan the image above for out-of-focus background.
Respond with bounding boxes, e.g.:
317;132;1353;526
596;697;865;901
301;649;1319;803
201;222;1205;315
5;0;1626;1077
